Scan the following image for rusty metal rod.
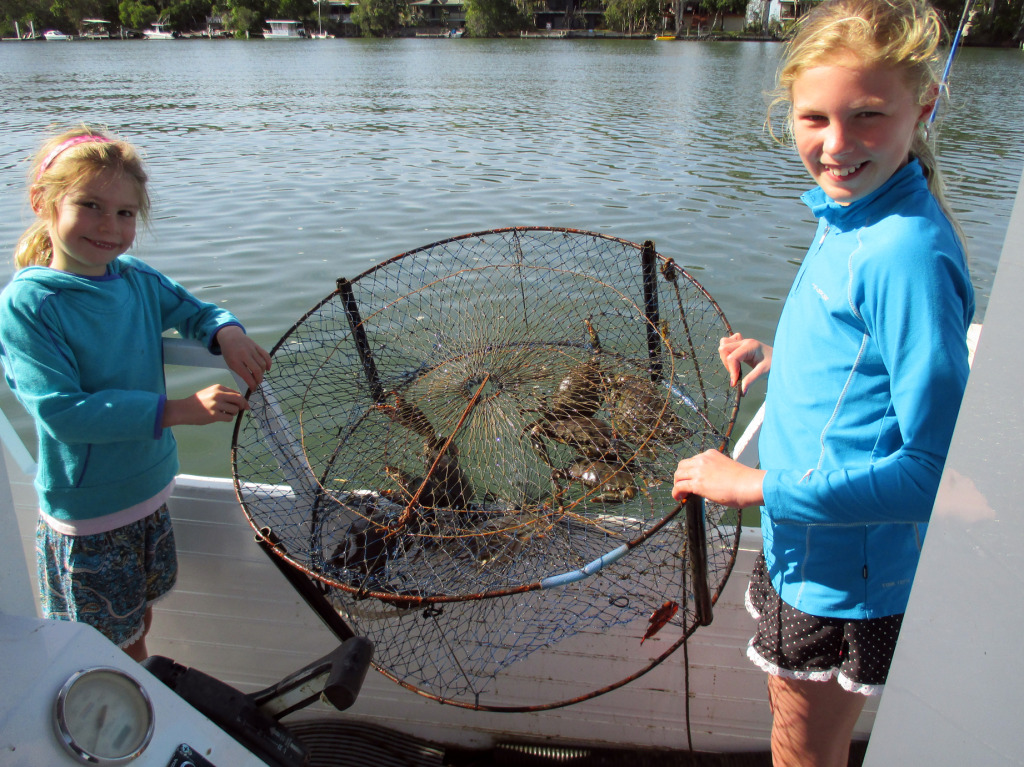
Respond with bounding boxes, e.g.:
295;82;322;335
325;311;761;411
642;239;662;382
685;495;714;627
338;277;384;403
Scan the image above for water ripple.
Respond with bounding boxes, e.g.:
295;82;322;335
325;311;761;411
0;40;1021;474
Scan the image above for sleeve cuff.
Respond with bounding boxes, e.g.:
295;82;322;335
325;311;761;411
208;321;245;355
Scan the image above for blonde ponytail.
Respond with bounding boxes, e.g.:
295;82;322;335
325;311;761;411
14;221;54;269
912;119;967;249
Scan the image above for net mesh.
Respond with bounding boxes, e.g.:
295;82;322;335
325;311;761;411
232;227;742;708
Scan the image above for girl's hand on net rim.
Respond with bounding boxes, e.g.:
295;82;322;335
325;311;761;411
163;384;250;427
672;449;766;509
719;333;772;395
216;326;273;390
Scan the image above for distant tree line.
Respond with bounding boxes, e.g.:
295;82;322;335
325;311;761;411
1;0;1020;41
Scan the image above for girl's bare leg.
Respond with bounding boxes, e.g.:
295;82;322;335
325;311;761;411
122;605;153;662
767;674;867;767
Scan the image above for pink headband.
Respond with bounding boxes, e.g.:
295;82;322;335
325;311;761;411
36;135;114;181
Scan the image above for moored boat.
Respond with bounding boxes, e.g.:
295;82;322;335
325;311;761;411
263;20;307;38
143;22;178;39
79;19;112;39
42;29;73;40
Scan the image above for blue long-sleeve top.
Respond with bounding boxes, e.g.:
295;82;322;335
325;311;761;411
0;255;242;522
758;160;975;619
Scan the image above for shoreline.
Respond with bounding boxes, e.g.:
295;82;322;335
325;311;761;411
4;33;1018;46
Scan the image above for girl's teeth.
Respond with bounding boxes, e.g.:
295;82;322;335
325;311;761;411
832;163;863;177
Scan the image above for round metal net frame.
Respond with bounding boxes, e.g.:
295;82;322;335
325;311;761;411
232;227;743;710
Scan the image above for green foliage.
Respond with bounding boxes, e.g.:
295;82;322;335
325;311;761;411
962;0;1024;45
164;0;214;30
119;0;157;27
216;0;272;34
226;4;260;33
47;0;81;29
350;0;415;35
603;0;659;33
35;0;115;30
275;0;311;20
699;0;744;29
464;0;531;36
707;0;745;14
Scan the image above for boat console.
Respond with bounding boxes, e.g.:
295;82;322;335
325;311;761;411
0;612;372;766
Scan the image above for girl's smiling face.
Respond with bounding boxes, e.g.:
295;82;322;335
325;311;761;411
39;169;140;276
791;52;933;204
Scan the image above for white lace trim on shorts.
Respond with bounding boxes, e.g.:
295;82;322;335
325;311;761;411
836;674;884;697
746;642;837;684
745;580;760;620
745;620;886;697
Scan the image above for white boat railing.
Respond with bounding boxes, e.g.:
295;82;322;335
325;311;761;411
0;402;34;477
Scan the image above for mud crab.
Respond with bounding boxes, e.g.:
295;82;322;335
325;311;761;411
607;374;691;455
553;458;638;503
546;319;606;419
383;441;474;513
527;413;622;466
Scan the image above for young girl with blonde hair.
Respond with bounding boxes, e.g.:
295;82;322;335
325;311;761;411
1;125;272;661
671;1;974;764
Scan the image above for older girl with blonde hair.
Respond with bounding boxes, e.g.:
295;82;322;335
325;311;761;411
672;1;974;763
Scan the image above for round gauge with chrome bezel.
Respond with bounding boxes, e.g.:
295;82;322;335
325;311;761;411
53;666;155;765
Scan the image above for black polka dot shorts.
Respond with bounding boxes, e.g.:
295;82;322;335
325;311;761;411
745;553;903;696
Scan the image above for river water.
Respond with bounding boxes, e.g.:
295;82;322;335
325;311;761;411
1;39;1022;477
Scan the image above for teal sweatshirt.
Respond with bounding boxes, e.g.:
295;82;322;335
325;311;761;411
0;255;241;521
